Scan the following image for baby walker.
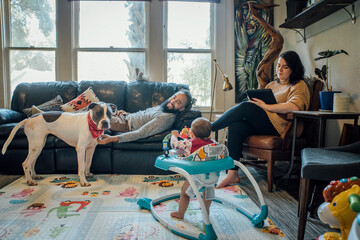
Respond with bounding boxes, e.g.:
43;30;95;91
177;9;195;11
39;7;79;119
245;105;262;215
137;132;268;240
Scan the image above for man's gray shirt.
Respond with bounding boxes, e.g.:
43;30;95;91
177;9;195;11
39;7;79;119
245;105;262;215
117;106;176;143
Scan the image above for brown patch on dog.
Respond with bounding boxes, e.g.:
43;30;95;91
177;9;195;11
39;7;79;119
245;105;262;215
41;112;62;123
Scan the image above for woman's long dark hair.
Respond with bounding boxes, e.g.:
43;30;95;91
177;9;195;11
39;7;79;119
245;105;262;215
278;50;305;85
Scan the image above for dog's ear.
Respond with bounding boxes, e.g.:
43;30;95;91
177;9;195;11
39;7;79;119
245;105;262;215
108;103;117;113
88;102;98;110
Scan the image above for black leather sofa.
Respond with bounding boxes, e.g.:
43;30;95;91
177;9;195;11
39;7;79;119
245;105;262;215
0;80;201;175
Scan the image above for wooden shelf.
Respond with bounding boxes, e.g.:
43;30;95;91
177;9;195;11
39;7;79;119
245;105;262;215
279;0;357;29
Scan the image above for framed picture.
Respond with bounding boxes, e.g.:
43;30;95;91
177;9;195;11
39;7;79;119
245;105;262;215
234;0;274;103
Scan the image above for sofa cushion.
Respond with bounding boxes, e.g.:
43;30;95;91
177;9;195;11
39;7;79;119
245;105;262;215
23;95;63;117
112;130;167;150
11;81;79;113
78;81;127;111
0;109;25;125
244;135;283;150
173;109;202;130
126;80;189;113
61;87;99;112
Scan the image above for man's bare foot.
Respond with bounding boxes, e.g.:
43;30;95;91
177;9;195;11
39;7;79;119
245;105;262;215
170;211;184;219
215;174;241;189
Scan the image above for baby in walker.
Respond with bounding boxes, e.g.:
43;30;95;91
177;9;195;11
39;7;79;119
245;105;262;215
170;117;217;219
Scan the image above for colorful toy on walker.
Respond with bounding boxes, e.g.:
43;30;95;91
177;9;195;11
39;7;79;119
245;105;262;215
137;128;268;240
317;176;360;240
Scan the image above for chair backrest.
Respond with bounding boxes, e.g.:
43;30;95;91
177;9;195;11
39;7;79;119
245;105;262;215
304;77;325;111
299;77;325;145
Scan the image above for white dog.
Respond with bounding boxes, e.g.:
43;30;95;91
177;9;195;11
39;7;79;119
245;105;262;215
2;102;116;187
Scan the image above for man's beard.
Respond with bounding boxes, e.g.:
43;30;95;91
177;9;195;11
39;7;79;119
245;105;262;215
160;100;180;114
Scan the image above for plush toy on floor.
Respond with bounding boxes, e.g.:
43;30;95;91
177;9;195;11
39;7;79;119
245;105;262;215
317;177;360;240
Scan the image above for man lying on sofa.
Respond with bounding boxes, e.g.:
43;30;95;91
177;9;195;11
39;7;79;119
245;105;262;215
97;89;193;145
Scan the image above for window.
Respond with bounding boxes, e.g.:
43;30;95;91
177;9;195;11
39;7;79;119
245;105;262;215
8;0;56;93
166;2;213;107
76;1;146;81
2;1;220;109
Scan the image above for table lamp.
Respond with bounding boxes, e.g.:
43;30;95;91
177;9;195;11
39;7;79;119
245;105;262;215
210;59;233;122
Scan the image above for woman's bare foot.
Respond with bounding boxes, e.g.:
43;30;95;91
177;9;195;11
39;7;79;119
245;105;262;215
170;211;185;219
215;170;241;189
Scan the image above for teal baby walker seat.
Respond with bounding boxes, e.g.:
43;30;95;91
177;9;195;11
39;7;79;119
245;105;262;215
137;132;268;240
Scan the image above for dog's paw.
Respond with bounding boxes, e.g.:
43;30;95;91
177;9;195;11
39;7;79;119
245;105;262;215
33;175;43;180
80;182;91;187
27;180;38;186
85;173;94;179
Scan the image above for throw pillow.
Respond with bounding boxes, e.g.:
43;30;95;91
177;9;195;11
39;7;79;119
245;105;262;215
23;95;63;117
60;87;99;112
31;105;44;115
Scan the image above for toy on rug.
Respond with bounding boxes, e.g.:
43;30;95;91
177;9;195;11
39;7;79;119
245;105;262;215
138;126;268;240
317;176;360;240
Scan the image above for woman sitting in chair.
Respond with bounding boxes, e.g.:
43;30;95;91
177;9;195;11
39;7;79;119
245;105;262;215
212;50;311;188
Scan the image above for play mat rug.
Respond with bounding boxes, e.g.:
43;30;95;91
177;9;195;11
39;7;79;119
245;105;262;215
0;174;286;240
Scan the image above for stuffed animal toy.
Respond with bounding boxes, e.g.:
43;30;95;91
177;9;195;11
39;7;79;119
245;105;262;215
317;177;360;240
135;68;149;81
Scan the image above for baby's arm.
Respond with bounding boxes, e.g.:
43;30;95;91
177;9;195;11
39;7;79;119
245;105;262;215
172;130;179;138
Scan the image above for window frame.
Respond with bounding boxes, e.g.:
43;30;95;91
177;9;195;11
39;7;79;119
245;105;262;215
0;0;230;113
1;0;58;107
163;1;214;109
73;1;148;82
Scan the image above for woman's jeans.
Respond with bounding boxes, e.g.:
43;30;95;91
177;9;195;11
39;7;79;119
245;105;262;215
212;102;279;169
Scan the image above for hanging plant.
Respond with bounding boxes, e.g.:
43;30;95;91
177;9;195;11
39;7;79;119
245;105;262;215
314;49;349;91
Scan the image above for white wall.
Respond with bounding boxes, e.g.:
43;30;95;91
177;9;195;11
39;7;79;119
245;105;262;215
219;0;360;147
277;1;360;146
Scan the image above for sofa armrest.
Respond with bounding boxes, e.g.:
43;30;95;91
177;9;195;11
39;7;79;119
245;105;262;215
0;108;25;125
172;109;202;130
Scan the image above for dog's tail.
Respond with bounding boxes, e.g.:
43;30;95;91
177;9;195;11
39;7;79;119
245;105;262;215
2;120;26;155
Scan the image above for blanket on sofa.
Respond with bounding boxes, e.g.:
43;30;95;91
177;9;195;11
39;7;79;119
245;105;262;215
0;174;285;239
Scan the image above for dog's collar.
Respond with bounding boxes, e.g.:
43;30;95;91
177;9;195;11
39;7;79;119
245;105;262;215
87;113;104;138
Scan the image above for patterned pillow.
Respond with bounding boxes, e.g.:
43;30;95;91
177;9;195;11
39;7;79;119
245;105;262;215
60;87;99;112
23;95;63;117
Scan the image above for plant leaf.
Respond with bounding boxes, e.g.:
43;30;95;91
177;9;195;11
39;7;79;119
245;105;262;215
314;68;322;79
314;49;349;61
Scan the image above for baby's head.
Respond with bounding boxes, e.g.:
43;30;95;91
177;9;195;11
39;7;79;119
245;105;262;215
190;117;211;140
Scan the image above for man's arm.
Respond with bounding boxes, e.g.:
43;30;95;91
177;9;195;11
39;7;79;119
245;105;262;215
116;114;175;143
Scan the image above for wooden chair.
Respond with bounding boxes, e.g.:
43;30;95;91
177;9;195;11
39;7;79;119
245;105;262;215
242;78;324;192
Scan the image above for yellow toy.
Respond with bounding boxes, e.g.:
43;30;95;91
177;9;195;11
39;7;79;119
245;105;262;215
317;177;360;240
179;126;190;139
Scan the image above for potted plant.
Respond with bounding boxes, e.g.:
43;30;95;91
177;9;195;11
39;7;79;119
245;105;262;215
314;49;349;111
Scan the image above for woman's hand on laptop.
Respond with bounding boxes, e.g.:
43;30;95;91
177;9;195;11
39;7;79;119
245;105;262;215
248;98;266;109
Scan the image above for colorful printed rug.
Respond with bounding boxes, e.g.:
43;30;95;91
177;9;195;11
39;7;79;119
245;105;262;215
0;174;286;240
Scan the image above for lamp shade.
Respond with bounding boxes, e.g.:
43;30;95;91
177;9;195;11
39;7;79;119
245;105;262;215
210;60;233;121
222;74;233;91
